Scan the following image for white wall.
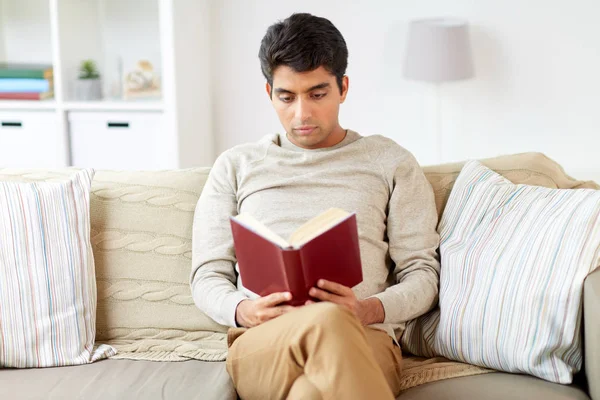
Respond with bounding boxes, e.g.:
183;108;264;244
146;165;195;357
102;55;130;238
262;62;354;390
171;0;215;168
210;0;600;183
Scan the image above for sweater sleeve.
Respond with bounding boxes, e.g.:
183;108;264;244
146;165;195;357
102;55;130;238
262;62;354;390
190;152;248;327
372;152;441;324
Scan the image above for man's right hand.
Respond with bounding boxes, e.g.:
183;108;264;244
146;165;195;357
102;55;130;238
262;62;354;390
235;292;296;328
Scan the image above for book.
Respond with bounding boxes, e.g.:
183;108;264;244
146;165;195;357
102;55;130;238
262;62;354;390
0;78;53;93
0;91;54;100
0;63;53;80
230;208;363;306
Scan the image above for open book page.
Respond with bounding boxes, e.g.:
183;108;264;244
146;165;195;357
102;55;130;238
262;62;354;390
288;208;351;248
232;213;290;248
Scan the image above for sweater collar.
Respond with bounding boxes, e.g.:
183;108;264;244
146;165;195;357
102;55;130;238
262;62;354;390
279;129;361;152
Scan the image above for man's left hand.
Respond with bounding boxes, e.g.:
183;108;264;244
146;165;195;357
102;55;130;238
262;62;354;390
307;279;385;325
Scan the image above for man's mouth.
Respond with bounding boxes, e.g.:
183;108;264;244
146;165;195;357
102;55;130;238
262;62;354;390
294;126;317;135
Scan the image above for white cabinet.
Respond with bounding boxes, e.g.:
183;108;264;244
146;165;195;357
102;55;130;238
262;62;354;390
0;0;214;169
69;111;163;170
0;111;64;167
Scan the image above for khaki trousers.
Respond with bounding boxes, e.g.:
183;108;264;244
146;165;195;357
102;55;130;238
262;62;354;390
226;302;403;400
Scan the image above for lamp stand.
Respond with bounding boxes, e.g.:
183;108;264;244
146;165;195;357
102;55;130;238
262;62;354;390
434;83;443;163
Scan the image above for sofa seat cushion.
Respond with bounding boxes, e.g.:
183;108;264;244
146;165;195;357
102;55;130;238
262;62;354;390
0;359;236;400
398;372;590;400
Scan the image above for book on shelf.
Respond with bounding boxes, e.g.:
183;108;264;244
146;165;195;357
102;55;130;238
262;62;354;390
0;78;53;93
0;63;53;80
230;207;363;306
0;91;54;100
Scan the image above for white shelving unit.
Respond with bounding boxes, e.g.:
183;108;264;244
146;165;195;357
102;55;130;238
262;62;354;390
0;0;214;169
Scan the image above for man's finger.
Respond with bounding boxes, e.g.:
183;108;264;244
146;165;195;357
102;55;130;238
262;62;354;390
309;287;341;302
317;279;350;296
260;292;292;307
263;305;295;320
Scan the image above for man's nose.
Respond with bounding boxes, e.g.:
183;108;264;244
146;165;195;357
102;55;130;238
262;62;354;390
294;98;312;121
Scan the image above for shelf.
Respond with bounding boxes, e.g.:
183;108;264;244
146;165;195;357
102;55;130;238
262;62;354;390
57;0;162;103
0;100;57;110
62;100;164;112
0;0;214;169
0;100;163;112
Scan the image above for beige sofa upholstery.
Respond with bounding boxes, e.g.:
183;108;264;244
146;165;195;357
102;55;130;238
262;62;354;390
0;152;597;400
0;359;236;400
585;268;600;400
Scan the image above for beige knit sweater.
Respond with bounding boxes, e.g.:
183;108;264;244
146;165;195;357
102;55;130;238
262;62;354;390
191;130;441;342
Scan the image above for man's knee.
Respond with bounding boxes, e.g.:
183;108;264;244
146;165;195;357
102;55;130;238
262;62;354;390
298;302;361;333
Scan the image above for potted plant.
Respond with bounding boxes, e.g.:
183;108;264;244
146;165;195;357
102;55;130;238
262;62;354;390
75;59;102;100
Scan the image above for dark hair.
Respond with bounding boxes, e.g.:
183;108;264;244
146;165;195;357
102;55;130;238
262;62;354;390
259;13;348;96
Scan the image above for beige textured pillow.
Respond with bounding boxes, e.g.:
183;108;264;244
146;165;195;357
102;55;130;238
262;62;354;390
423;152;599;219
0;168;229;362
90;169;229;361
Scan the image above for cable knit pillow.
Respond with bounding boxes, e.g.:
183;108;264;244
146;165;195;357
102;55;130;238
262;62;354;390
0;169;115;367
404;160;600;384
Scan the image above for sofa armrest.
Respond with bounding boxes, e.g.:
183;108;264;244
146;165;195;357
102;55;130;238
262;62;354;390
585;268;600;400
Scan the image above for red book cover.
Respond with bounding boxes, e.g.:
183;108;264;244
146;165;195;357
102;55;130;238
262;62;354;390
0;91;54;100
230;209;363;306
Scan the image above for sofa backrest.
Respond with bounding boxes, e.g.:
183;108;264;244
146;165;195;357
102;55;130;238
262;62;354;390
423;152;599;219
88;169;229;342
0;152;597;339
0;167;229;346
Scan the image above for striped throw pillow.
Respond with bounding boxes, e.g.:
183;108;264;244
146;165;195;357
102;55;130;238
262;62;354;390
0;169;115;367
404;160;600;384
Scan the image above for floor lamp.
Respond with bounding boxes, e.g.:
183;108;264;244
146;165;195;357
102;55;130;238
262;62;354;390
403;18;475;163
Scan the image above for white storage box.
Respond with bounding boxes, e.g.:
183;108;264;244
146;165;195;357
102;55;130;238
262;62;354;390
0;111;64;168
69;111;164;170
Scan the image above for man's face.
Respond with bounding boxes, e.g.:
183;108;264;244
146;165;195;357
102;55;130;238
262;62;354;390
266;66;349;149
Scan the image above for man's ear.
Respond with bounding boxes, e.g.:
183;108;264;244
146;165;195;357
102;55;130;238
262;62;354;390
265;82;272;99
340;76;349;104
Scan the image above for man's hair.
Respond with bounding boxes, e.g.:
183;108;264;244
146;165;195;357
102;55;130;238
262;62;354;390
259;13;348;96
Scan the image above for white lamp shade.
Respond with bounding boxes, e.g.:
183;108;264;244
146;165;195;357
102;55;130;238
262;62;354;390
403;18;475;83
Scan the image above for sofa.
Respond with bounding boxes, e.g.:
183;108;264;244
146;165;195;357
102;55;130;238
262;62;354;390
0;152;598;400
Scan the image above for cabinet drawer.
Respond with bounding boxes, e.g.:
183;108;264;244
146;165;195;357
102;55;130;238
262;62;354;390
69;111;164;170
0;111;64;168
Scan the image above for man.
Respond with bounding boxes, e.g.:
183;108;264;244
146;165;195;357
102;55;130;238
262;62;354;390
191;13;440;400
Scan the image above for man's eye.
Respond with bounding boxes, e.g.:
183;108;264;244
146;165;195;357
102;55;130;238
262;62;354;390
279;97;293;103
313;93;326;99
